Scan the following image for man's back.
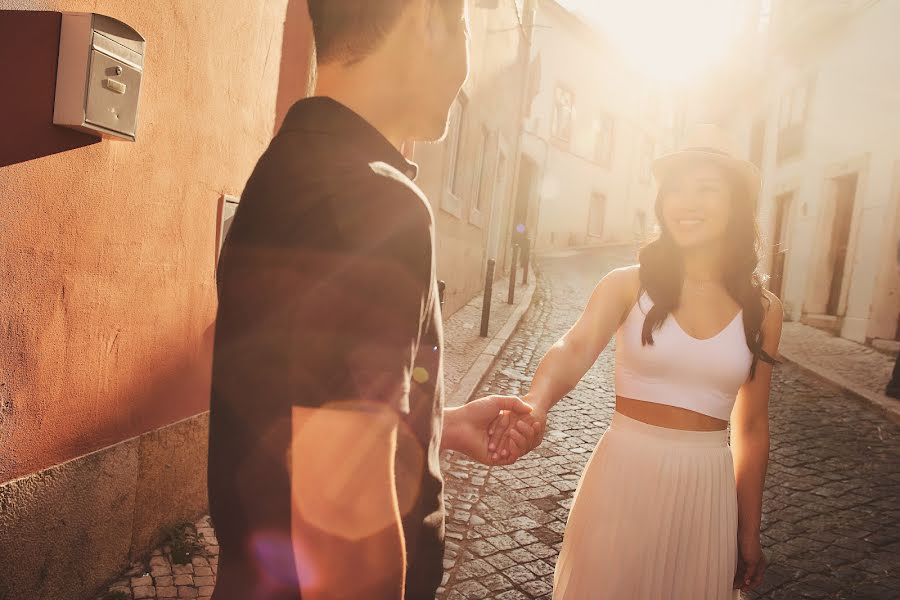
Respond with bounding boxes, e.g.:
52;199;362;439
209;98;445;600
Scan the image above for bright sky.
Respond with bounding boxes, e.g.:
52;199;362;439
557;0;755;85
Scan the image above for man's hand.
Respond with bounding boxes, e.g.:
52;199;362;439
442;395;541;465
487;402;547;463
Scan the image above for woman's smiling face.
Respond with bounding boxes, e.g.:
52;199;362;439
660;161;733;250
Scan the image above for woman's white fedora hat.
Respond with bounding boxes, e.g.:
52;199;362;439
652;124;761;203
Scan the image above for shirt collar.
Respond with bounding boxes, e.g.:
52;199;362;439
280;97;419;180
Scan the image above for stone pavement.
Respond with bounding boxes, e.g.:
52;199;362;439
443;274;536;404
91;274;535;600
779;322;895;398
94;247;900;600
778;321;900;425
97;515;219;599
437;246;900;600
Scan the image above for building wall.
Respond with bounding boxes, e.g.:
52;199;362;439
0;2;292;598
745;0;900;342
413;0;529;315
275;0;314;132
522;0;662;253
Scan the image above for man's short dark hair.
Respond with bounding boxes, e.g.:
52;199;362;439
308;0;460;65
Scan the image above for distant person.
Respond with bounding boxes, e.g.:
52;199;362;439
490;125;783;599
208;1;540;599
887;352;900;399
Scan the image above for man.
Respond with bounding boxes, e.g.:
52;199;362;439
887;352;900;399
208;1;541;599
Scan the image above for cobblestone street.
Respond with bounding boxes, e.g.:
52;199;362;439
438;246;900;600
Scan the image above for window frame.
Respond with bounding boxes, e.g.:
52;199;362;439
441;94;468;218
550;84;575;146
776;76;814;164
594;114;615;168
588;192;607;238
469;125;492;229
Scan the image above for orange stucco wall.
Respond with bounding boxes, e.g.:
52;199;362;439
0;0;293;483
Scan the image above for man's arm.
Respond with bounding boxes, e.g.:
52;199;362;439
282;172;434;599
442;395;538;465
291;402;405;600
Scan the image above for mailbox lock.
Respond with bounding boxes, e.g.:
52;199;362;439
114;66;122;76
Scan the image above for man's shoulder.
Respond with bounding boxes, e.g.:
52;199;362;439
262;131;429;207
365;160;434;223
326;161;434;251
239;130;435;250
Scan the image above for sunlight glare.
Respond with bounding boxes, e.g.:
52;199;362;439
559;0;744;85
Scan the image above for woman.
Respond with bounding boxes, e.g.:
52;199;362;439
490;125;782;599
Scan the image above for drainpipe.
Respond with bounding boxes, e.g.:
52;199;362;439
518;0;539;254
506;0;537;272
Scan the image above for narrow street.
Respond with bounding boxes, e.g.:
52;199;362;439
439;246;900;600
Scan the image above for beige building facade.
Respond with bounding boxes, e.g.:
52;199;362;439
412;0;532;314
517;0;669;253
722;0;900;345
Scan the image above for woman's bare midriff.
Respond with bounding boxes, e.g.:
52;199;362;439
615;396;728;431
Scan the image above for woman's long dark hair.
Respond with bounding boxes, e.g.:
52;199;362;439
638;165;778;379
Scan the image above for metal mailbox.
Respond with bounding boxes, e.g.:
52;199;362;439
53;13;146;141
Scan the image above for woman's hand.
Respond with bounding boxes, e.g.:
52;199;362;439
734;533;767;591
487;403;547;463
443;395;541;466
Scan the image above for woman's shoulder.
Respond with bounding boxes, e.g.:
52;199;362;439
602;264;642;304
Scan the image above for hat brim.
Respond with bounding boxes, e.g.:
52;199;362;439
652;150;761;203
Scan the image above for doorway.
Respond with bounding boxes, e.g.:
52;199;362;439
769;192;793;297
486;137;510;274
825;173;858;316
588;193;606;239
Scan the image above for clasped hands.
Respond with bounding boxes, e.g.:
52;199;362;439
442;394;546;466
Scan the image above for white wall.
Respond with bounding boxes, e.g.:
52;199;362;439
738;0;900;341
523;1;664;252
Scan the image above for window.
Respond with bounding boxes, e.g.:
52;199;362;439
777;78;813;163
588;193;606;238
446;95;467;198
472;126;491;214
594;115;615;167
551;85;574;143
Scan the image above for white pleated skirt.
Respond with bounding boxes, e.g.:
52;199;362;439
553;412;739;600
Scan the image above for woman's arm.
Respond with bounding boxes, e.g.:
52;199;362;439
488;266;639;457
730;291;783;591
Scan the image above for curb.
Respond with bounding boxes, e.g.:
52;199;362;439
779;348;900;427
446;278;538;408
